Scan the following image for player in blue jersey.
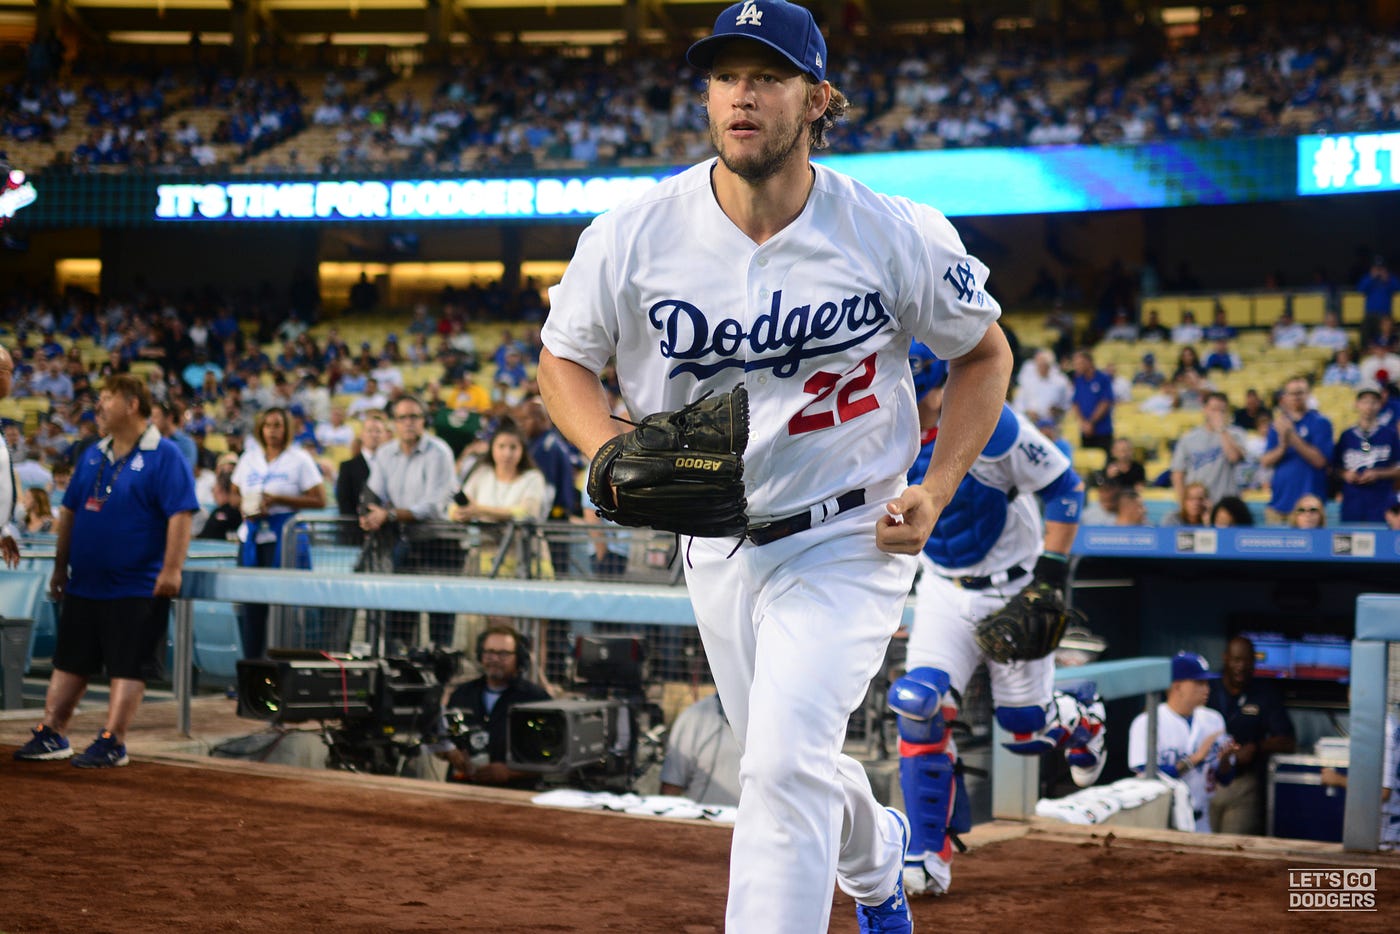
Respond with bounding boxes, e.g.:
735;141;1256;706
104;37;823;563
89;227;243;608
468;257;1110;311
891;343;1105;897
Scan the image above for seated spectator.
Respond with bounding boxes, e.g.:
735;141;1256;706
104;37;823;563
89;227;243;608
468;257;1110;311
1286;493;1327;529
660;693;741;807
1115;488;1150;526
1100;437;1146;489
1210;496;1254;528
1161;481;1210;527
1360;340;1400;387
1128;652;1237;833
440;625;551;788
370;354;404;392
1138;310;1171;343
1081;479;1121;526
1034;414;1073;460
314;404;355;450
1203;339;1241;374
1013;349;1071;425
346;377;388;419
1173;346;1206;382
22;487;53;535
1308;311;1350;353
1233;388;1267;432
180;350;223;393
1202;307;1237;343
1104;310;1139;342
1132;352;1165;388
32;357;74;402
1270;310;1306;350
1171;310;1203;346
197;471;243;542
1323;347;1362;386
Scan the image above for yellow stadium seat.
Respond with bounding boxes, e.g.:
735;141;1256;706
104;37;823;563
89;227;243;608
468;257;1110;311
1340;291;1364;325
1253;293;1287;327
202;433;229;454
1290;293;1325;325
1072;447;1107;476
326;444;352;464
1217;294;1253;328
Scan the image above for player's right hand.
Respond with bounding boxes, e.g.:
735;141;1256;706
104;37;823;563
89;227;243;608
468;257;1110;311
876;486;941;555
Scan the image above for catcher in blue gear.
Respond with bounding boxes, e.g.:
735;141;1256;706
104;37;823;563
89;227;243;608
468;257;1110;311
891;341;1106;897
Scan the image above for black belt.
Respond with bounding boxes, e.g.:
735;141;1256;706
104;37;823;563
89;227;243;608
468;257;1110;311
944;564;1028;591
746;489;866;546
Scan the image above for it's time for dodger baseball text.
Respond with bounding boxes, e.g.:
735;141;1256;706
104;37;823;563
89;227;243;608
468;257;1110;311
649;289;890;380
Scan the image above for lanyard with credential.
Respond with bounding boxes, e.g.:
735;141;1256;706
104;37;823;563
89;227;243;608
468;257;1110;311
85;448;136;512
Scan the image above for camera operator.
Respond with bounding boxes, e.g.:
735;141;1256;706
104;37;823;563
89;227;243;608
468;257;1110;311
440;625;550;787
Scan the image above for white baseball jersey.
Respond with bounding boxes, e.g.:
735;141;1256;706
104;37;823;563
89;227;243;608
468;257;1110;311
545;158;1000;932
1128;702;1230;832
905;407;1074;704
543;159;1001;521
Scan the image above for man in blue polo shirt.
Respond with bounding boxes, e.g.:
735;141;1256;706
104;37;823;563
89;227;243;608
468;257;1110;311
1260;376;1334;525
1070;349;1115;453
13;374;199;768
1334;386;1400;523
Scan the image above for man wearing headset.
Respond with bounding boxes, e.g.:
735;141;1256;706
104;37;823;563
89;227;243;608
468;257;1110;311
441;624;550;786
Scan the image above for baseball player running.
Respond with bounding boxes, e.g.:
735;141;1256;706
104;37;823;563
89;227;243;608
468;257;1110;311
892;344;1105;897
538;3;1011;930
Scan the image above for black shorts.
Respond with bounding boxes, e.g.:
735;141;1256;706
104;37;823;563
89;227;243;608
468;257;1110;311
52;595;171;682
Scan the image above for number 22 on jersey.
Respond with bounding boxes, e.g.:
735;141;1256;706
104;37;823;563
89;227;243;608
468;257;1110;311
788;352;880;435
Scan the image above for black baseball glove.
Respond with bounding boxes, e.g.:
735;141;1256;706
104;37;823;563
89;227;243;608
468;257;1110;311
586;385;749;538
973;554;1085;663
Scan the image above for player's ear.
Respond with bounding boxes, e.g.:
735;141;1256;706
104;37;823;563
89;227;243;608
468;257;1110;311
806;80;831;122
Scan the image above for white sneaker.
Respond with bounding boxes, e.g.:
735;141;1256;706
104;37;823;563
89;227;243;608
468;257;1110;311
903;857;951;897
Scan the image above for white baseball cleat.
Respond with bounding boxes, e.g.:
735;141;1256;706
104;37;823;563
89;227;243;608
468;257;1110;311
902;857;951;898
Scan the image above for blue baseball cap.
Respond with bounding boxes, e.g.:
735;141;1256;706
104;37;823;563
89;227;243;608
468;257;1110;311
1171;652;1220;682
686;1;827;82
908;341;947;401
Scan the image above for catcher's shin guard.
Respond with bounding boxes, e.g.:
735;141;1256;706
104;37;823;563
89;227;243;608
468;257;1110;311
890;668;969;869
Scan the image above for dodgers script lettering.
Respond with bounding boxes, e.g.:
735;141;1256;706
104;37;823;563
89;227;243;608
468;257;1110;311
648;289;890;380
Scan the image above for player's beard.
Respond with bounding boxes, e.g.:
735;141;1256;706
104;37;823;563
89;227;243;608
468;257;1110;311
709;111;808;183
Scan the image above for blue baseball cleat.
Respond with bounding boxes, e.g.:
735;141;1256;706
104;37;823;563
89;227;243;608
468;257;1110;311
857;807;913;933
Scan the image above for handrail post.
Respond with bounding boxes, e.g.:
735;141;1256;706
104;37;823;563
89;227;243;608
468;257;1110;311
173;598;194;737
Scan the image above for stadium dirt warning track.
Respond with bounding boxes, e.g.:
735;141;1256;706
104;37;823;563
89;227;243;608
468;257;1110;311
4;748;1399;933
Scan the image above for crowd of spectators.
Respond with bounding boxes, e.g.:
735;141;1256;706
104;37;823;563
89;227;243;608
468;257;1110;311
5;18;1400;174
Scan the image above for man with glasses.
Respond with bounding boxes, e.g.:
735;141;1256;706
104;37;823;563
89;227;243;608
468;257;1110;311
359;395;458;650
438;624;549;787
1260;377;1333;525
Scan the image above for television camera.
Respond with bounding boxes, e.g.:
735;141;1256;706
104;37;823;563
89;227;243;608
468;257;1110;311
505;634;665;792
235;648;460;775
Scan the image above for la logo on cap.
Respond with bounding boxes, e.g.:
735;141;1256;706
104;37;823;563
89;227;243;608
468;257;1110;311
735;0;763;26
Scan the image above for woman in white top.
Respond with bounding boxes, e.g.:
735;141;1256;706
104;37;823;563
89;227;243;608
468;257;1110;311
231;406;326;658
450;419;551;577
